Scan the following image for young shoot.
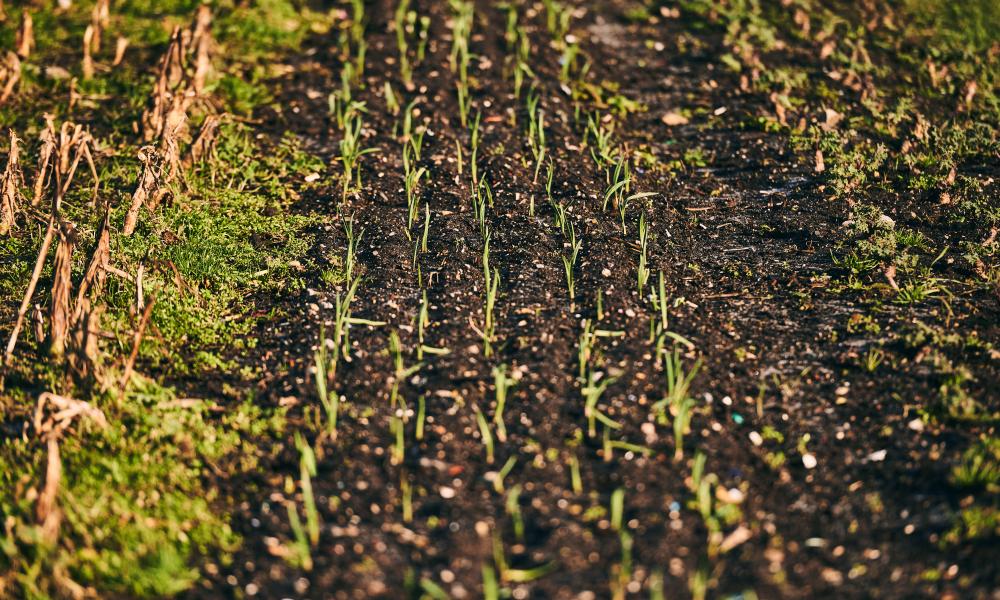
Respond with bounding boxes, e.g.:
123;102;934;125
583;370;620;438
526;89;546;182
294;432;320;545
338;112;377;199
314;326;340;438
474;405;495;464
637;213;650;295
492;364;517;442
653;348;702;425
561;223;582;304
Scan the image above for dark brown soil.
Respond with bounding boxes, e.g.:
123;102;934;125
186;2;1000;598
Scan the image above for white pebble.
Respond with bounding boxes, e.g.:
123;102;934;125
802;453;818;469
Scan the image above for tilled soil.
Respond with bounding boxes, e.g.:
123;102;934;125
188;2;999;598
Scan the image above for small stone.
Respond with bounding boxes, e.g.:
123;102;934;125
661;111;689;126
821;568;844;586
802;453;818;469
749;431;763;446
908;419;924;432
440;486;456;499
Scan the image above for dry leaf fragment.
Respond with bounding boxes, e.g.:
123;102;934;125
963;80;977;108
822;108;844;131
661;111;689;126
819;40;836;60
719;525;752;553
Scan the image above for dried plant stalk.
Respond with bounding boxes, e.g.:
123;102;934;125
36;437;62;545
48;222;76;357
141;27;188;141
161;92;191;183
113;36;128;66
2;217;55;366
32;120;56;206
33;392;109;436
186;114;221;165
189;5;214;93
15;11;33;59
90;0;109;53
75;207;111;309
32;304;44;344
0;51;20;104
119;297;156;391
82;25;95;80
0;129;23;235
122;146;162;236
68;298;103;383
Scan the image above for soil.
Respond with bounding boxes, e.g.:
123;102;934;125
183;2;1000;598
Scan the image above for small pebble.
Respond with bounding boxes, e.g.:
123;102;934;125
749;431;763;446
802;453;818;469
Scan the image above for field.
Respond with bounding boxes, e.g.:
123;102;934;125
0;0;998;598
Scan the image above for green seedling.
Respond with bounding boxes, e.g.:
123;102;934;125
673;398;696;461
285;502;313;571
492;364;517;442
328;63;367;130
337;112;378;199
483;565;500;600
494;455;517;494
653;348;702;425
610;488;625;531
620;191;656;235
527;88;547;182
611;531;633;600
390;414;405;465
505;484;525;541
562;223;582;304
457;81;471;129
474;405;495;464
550;197;568;236
294;432;320;545
587;114;617;167
637;213;650;295
604;155;630;211
583;370;621;437
569;454;583;494
416;16;431;61
401;473;413;523
384;81;400;116
416;395;426;441
449;0;474;84
314;326;340;438
394;0;413;85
